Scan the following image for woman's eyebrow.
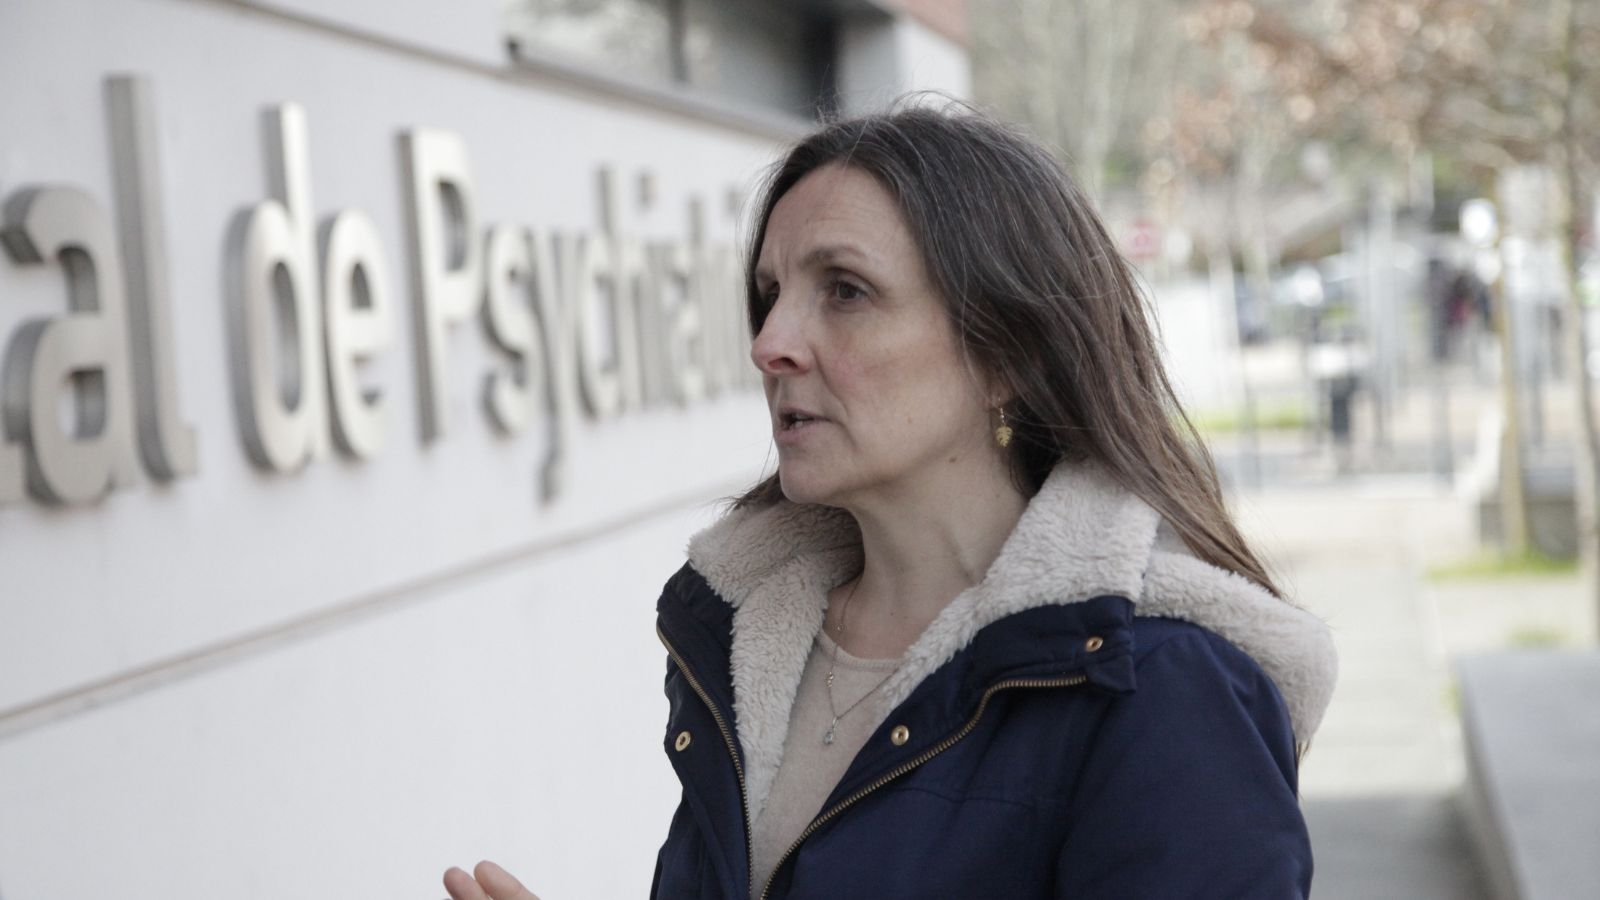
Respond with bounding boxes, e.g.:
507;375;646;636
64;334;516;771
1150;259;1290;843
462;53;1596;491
754;244;876;284
798;244;875;270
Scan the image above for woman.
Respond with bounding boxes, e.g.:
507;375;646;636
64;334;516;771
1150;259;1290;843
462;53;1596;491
445;105;1337;900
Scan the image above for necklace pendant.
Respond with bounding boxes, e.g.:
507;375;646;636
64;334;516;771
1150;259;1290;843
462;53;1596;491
824;719;837;745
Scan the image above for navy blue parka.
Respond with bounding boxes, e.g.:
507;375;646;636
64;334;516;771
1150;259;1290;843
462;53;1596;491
650;463;1337;900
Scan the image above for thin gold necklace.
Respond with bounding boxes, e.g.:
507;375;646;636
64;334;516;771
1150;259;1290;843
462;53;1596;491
823;575;899;746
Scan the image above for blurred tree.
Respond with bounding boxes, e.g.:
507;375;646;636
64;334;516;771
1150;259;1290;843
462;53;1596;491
976;0;1600;619
970;0;1186;200
1183;0;1600;626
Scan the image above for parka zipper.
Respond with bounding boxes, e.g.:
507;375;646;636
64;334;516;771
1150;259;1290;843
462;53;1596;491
656;625;755;891
757;673;1090;900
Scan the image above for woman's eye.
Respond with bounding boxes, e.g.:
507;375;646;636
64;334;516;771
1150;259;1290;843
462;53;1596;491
831;279;865;303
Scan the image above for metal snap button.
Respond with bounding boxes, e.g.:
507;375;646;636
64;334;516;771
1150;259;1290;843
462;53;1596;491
1085;636;1104;652
674;730;692;751
890;724;910;746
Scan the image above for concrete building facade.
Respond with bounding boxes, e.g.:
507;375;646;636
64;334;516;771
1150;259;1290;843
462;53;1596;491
0;2;967;896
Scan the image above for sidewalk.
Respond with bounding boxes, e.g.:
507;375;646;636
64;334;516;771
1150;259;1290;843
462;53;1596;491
1234;477;1590;899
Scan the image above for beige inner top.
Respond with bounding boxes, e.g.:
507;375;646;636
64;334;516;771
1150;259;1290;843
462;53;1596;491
749;628;904;894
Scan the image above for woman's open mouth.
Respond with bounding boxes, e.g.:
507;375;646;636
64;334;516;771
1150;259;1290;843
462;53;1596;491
776;409;828;443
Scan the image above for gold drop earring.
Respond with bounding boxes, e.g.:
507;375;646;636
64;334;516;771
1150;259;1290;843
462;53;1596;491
994;406;1013;448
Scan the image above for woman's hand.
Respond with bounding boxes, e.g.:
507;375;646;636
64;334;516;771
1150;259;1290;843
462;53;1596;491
442;860;541;900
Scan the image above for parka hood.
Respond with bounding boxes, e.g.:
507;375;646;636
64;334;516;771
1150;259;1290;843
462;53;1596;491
686;460;1338;821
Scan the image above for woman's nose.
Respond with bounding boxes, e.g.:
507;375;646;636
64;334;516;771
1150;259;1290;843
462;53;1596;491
749;297;811;376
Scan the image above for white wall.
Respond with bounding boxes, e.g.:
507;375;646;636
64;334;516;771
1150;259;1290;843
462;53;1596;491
891;15;973;101
0;2;967;897
0;0;774;896
0;0;782;709
238;0;506;66
0;504;726;899
837;14;972;116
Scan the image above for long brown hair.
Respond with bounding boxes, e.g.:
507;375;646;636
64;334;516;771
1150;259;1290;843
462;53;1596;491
736;103;1283;599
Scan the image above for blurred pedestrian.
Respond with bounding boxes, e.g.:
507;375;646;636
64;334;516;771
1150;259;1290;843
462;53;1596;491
445;104;1337;900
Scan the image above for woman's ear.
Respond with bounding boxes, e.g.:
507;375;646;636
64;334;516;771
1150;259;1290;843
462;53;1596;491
960;350;1014;409
983;372;1017;411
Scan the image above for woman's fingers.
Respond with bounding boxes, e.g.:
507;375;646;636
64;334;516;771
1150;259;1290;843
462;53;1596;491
442;861;542;900
443;866;490;900
473;861;541;900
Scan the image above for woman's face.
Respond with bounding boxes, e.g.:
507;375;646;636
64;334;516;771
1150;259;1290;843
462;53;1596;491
751;164;997;508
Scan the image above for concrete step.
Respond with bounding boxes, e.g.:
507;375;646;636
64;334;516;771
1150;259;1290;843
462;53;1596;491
1305;792;1488;900
1457;651;1600;900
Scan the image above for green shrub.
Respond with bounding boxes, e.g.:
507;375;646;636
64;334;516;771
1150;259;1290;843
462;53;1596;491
1426;550;1578;582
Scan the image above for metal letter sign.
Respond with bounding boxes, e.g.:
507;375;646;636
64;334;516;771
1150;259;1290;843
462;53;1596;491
0;370;17;503
571;231;623;418
596;168;643;414
321;210;393;458
656;240;706;406
0;187;141;504
106;75;200;481
482;223;541;435
227;102;328;472
528;227;577;502
0;75;759;511
401;128;482;443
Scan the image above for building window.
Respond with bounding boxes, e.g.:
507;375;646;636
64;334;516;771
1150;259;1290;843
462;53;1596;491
503;0;839;120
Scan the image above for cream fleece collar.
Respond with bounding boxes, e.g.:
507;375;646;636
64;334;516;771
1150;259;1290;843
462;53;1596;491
686;461;1338;821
